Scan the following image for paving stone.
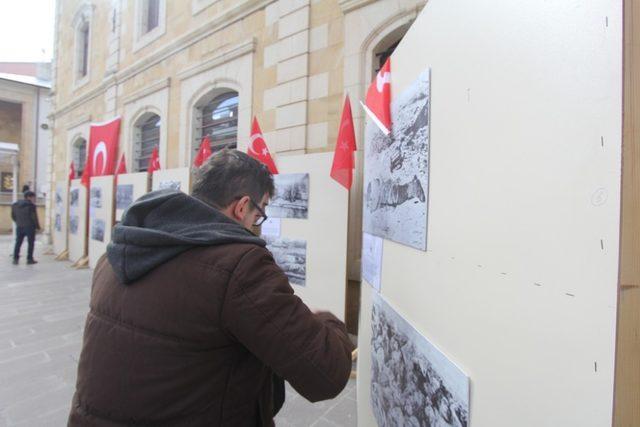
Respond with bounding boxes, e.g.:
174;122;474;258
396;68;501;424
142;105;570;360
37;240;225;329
322;398;357;427
3;384;74;424
311;418;340;427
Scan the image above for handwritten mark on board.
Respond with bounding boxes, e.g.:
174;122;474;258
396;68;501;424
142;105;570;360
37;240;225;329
591;188;608;206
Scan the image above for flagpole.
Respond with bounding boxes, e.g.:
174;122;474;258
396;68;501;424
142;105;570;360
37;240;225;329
359;102;390;136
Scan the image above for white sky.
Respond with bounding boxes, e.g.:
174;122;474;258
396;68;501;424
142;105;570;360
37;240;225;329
0;0;55;62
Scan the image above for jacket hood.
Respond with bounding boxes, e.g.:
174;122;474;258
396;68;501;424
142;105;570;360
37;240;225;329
107;189;265;284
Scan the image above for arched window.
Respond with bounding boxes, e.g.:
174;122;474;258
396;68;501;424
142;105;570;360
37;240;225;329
143;0;160;34
72;138;87;178
72;4;93;83
193;91;238;159
78;22;89;78
375;39;400;73
372;24;411;75
133;113;160;172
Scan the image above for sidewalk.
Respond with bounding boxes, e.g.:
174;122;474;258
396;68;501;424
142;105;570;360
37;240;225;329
0;235;356;426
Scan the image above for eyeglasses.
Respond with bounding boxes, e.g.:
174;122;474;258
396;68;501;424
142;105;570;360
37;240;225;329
249;198;268;226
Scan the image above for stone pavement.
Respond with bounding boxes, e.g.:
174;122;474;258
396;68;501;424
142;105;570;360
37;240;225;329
0;235;356;426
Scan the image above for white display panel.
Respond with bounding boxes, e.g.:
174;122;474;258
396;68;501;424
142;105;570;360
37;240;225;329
264;152;349;321
88;176;115;269
68;179;87;263
151;168;191;193
52;181;68;255
356;1;623;426
115;172;149;221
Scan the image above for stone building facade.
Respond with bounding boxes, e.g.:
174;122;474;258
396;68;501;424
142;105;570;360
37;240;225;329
49;0;427;309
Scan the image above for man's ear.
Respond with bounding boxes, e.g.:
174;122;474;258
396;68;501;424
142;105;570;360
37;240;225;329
233;196;251;220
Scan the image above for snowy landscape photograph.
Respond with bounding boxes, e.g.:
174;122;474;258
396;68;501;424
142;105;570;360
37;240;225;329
116;184;134;210
264;236;307;286
90;219;105;242
266;173;309;219
89;187;102;208
363;69;431;251
158;180;181;191
371;293;469;427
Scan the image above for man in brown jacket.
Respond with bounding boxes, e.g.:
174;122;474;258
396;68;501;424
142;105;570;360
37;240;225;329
68;150;354;426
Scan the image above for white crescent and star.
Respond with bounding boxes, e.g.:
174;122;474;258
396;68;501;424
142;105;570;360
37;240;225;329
93;141;108;175
376;71;391;93
249;133;268;157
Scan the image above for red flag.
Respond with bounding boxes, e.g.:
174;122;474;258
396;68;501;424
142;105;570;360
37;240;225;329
68;162;76;183
331;96;357;190
362;58;391;135
80;156;90;187
193;136;212;167
87;117;121;179
248;117;278;174
148;146;161;174
115;153;127;175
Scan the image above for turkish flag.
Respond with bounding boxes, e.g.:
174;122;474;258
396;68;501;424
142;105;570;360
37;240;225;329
80;156;90;187
362;58;391;135
248;117;278;174
148;146;161;174
115;153;127;175
194;136;212;167
68;162;75;183
87;118;121;180
331;96;357;190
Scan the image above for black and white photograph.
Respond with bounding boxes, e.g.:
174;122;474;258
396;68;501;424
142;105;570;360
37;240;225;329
69;215;79;234
264;236;307;286
363;69;430;251
55;189;63;208
116;184;134;210
90;218;105;242
158;180;181;191
69;188;79;207
90;186;102;208
265;173;309;219
371;293;469;427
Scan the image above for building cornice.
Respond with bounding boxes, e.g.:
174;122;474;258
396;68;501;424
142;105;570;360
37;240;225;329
178;39;256;81
116;0;272;83
338;0;377;14
66;114;92;130
52;0;273;119
122;78;171;105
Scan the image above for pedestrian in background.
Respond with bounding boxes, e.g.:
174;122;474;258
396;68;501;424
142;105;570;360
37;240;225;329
11;190;40;265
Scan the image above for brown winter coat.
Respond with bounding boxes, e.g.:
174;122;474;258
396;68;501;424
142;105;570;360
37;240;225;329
68;244;354;426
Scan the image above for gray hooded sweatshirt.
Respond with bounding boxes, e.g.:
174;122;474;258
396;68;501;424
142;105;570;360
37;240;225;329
107;189;265;285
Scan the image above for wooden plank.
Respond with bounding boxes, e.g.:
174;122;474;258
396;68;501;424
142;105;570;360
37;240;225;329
614;1;640;425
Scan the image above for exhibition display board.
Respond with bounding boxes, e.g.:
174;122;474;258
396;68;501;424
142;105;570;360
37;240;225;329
88;176;115;269
356;1;623;426
68;179;88;263
52;181;68;255
151;168;191;193
262;152;349;321
115;172;149;221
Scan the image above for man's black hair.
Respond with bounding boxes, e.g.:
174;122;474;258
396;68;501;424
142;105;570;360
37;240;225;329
192;149;275;209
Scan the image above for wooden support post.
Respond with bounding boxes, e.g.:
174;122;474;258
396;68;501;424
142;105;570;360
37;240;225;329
71;256;89;269
613;1;640;425
54;249;69;261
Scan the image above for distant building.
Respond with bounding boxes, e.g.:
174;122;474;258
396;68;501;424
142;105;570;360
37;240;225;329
0;64;52;233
